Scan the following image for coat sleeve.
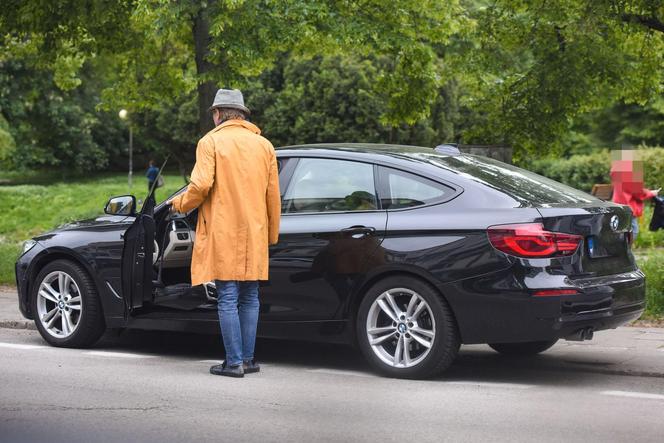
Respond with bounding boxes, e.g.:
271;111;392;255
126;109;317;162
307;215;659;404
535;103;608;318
266;148;281;245
171;138;215;213
632;188;657;202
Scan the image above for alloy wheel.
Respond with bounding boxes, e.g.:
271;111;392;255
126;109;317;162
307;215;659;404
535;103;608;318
36;271;82;338
366;288;436;368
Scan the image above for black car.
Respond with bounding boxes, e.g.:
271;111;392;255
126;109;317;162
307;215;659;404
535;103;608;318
15;144;645;379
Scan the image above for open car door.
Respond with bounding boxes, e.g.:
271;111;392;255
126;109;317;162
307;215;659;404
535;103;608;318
121;160;167;314
121;197;156;313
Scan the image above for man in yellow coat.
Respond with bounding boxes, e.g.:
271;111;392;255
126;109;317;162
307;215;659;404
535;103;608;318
168;89;280;378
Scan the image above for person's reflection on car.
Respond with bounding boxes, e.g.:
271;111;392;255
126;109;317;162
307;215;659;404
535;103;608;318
291;220;387;316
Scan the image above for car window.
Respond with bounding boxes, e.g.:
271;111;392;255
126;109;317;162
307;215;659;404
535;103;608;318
417;154;598;206
282;158;377;213
379;167;454;209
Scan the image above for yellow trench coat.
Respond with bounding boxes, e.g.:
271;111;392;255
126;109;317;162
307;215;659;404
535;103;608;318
170;119;280;284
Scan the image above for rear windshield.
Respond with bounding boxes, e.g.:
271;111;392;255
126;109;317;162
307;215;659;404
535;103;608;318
412;153;599;206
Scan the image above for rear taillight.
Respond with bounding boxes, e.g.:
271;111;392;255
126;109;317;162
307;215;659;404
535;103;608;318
533;289;579;297
488;223;582;258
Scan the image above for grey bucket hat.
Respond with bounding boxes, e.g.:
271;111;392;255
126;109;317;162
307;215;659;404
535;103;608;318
208;88;250;114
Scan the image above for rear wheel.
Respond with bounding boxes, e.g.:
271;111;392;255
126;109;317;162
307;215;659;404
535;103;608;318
356;276;459;379
32;260;105;347
489;340;558;356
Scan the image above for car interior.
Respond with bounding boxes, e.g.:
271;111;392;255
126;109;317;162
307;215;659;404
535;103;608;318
148;207;216;311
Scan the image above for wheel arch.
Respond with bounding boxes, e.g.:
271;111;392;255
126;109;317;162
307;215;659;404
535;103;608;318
25;249;103;319
348;267;462;342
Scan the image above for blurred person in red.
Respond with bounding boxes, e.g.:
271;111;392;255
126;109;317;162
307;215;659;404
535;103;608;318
610;150;660;239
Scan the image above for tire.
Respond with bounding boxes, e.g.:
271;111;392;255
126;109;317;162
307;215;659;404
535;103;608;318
356;276;460;379
488;340;558;356
31;259;106;347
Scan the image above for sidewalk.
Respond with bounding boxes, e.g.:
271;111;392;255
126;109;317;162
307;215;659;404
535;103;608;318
2;286;663;377
0;286;34;330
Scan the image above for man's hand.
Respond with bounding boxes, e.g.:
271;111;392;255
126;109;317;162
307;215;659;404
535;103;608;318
166;199;178;215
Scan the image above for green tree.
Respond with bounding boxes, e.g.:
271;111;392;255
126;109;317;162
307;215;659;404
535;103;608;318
564;98;664;153
0;60;126;172
3;1;664;166
246;54;462;147
456;0;664;159
1;0;467;137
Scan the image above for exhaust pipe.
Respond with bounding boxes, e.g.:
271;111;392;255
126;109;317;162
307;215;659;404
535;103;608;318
565;327;594;341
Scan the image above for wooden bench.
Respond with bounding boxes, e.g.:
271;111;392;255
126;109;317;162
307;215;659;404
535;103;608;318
591;184;613;200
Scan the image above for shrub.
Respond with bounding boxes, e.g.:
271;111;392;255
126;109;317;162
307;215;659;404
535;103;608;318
527;147;664;193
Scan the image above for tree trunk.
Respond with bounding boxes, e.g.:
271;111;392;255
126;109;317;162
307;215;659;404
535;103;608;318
193;3;217;136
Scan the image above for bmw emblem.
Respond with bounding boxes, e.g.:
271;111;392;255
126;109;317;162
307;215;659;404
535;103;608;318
610;215;619;231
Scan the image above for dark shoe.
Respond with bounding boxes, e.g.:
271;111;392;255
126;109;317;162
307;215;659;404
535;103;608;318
243;359;260;374
210;361;244;378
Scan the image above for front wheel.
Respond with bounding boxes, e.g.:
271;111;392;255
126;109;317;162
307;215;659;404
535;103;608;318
31;259;106;347
356;276;459;379
489;340;558;356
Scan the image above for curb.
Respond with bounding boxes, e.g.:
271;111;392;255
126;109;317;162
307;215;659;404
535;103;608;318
0;320;36;330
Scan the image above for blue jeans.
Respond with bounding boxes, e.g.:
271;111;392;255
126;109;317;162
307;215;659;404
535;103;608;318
631;217;639;240
215;280;260;366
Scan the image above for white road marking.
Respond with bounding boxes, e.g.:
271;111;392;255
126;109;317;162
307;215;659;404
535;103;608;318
601;390;664;401
566;345;630;351
446;381;534;390
0;342;47;350
308;368;373;378
634;332;664;341
85;351;153;359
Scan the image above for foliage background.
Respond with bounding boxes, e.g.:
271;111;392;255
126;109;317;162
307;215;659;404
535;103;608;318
1;1;664;173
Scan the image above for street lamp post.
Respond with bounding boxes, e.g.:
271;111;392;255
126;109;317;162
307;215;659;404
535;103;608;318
118;109;133;188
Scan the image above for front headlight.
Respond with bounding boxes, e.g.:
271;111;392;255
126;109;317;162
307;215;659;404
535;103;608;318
22;239;37;255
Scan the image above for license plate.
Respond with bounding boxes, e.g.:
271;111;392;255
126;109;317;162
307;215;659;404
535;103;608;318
587;236;598;258
587;235;623;258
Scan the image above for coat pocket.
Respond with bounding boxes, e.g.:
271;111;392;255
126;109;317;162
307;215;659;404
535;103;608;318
198;209;208;237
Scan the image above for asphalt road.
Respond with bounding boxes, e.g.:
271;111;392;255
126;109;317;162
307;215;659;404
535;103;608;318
1;327;663;443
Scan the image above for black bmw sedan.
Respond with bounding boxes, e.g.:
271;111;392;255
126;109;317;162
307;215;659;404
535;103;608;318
15;144;645;379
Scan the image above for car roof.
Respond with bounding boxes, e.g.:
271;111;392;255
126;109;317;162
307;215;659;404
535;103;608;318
275;143;460;169
277;142;437;155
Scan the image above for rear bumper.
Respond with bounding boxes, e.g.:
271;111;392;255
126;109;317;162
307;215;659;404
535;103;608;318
549;299;644;340
550;270;645;339
444;269;646;344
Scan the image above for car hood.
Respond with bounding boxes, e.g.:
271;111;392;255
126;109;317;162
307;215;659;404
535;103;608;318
35;214;135;239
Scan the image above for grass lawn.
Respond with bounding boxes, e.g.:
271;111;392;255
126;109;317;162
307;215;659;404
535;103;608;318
633;205;664;249
0;173;185;284
636;249;664;319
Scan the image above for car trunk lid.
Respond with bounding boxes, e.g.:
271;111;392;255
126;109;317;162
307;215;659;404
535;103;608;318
536;203;636;277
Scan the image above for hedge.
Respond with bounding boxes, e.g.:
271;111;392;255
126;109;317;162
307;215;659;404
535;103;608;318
527;147;664;193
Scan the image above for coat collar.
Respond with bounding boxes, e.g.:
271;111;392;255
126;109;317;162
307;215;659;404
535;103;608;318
213;119;261;135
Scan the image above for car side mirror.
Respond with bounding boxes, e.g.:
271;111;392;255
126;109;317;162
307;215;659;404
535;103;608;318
104;195;136;216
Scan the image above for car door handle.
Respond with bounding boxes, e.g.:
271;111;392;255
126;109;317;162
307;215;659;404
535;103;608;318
341;225;376;238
